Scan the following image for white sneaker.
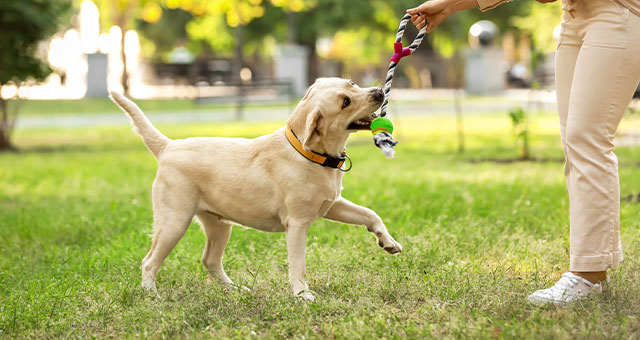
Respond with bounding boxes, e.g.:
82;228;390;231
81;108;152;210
528;272;605;305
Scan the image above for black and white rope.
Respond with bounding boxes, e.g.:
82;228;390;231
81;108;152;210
380;14;427;117
374;14;427;158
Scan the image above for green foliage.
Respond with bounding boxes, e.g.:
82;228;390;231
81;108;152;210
508;107;530;160
0;0;72;151
0;0;72;86
511;1;563;54
90;0;564;72
137;8;194;61
186;0;417;59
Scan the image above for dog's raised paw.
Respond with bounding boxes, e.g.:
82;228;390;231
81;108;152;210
383;241;402;254
378;238;402;254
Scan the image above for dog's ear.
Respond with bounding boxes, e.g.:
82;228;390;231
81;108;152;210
302;108;326;149
302;81;316;101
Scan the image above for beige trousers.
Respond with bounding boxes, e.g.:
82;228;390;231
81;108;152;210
556;0;640;271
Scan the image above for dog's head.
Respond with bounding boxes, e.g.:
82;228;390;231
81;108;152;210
287;78;384;155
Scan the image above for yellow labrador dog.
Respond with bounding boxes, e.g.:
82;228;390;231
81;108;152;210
109;78;402;301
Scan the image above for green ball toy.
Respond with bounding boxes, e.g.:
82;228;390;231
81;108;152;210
370;117;394;135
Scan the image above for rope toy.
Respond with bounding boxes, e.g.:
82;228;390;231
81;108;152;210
372;13;427;158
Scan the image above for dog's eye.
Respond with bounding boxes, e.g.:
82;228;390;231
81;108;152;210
342;97;351;109
349;81;355;86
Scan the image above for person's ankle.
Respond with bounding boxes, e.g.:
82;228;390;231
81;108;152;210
571;271;607;284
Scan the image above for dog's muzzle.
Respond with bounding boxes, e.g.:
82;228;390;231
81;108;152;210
371;88;384;103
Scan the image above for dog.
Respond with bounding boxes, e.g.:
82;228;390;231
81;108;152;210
109;78;402;301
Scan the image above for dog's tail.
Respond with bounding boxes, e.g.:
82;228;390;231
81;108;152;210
109;91;170;159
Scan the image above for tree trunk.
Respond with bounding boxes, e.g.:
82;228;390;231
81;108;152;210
452;51;465;154
286;11;296;44
305;41;318;85
233;26;245;121
0;93;16;152
120;24;129;96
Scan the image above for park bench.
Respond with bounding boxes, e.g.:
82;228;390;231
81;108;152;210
193;80;296;120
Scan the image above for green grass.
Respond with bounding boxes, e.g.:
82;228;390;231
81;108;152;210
15;98;294;116
2;113;640;338
15;95;529;116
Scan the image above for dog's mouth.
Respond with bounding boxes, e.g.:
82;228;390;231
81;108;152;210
347;113;378;130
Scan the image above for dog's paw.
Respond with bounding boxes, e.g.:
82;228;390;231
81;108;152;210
378;238;402;254
141;281;161;299
295;291;316;302
235;285;252;293
223;282;252;293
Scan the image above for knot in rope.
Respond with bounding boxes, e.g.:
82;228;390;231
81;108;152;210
390;42;412;63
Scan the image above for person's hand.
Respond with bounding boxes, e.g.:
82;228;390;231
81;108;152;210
407;0;451;33
407;0;478;33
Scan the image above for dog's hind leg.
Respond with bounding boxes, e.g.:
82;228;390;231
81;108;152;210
195;212;234;287
141;182;197;297
323;198;402;254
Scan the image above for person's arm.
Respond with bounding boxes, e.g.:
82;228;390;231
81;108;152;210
477;0;512;11
407;0;483;33
408;0;556;33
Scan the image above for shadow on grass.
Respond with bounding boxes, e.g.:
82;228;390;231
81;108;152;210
468;157;565;164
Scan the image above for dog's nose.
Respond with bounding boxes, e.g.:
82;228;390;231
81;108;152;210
371;88;384;102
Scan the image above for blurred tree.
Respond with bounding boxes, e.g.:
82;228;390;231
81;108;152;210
93;0;156;95
512;1;563;54
137;7;193;61
290;0;381;82
428;2;532;58
112;0;555;87
0;0;72;151
184;0;425;82
186;0;288;80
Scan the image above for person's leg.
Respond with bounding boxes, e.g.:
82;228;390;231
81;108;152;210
555;12;581;196
529;1;640;305
554;3;607;283
564;1;640;278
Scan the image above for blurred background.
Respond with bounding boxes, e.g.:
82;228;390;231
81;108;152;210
5;3;640;337
1;0;639;152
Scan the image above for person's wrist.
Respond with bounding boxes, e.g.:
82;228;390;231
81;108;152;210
451;0;480;12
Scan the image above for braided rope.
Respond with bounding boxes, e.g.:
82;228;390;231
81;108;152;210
380;14;427;117
373;14;427;158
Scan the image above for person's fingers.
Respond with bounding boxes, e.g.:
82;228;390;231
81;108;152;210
418;21;427;30
410;13;420;25
407;1;435;15
426;21;435;33
425;14;445;33
415;16;426;27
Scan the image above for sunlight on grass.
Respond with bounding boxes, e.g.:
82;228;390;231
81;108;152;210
2;113;640;338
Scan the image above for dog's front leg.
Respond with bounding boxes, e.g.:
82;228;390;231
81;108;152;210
324;198;402;254
285;222;315;302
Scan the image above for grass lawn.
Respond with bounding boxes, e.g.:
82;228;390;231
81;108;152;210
2;112;640;338
15;98;293;116
15;95;535;117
